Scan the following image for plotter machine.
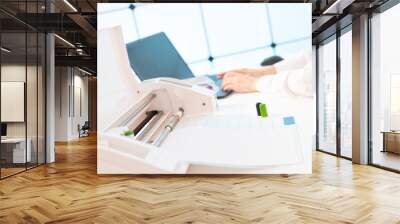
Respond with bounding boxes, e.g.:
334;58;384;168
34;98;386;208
97;27;304;174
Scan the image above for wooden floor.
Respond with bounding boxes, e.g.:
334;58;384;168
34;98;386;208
373;150;400;171
1;135;400;224
0;167;26;178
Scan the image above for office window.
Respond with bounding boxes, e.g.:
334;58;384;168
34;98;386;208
1;31;28;178
38;33;46;165
135;4;208;63
98;3;311;75
340;30;352;158
201;4;271;57
275;39;311;59
371;4;400;171
318;37;337;154
267;4;311;43
390;74;400;130
27;31;38;169
0;2;46;179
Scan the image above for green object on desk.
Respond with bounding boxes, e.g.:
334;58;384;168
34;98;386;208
259;103;268;117
256;102;261;116
122;130;134;137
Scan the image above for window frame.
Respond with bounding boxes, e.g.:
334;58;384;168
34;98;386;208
368;1;400;173
315;24;352;160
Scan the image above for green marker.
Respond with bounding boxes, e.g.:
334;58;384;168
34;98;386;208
122;129;134;137
256;102;261;116
259;103;268;118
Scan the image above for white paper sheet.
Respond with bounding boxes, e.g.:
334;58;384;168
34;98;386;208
157;114;303;168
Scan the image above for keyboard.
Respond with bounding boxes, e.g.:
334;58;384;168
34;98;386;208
206;74;233;99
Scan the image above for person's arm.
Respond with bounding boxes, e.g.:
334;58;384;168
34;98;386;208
255;71;288;93
256;62;313;97
220;63;313;95
221;72;259;93
219;51;311;79
286;62;313;97
218;66;277;79
255;65;278;77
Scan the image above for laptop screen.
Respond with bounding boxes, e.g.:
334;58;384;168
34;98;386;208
126;32;195;81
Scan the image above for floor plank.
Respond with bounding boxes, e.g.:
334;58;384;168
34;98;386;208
1;135;400;223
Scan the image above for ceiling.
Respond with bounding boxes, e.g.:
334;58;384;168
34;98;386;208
0;0;98;73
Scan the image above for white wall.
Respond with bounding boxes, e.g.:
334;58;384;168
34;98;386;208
55;67;70;141
71;73;89;138
54;67;89;141
1;64;46;164
1;82;25;122
1;65;38;138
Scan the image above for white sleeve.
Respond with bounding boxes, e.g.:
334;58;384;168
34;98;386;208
286;63;313;97
256;62;313;97
274;50;312;73
256;72;288;93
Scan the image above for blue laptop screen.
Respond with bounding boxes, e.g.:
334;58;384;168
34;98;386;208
126;32;195;81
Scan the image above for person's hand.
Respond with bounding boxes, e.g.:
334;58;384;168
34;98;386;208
221;72;259;93
217;68;261;79
218;66;276;79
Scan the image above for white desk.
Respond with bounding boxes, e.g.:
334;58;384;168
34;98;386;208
148;90;314;174
214;90;314;174
1;138;32;163
99;81;314;174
